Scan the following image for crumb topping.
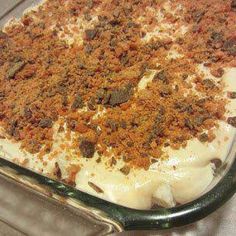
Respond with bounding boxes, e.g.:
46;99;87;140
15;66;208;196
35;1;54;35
0;0;235;177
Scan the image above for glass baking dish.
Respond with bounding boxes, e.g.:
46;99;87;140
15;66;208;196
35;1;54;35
0;0;235;232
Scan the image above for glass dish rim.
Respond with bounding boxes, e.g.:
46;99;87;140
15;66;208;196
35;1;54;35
0;155;235;231
0;0;236;231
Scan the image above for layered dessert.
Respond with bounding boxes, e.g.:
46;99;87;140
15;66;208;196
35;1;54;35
0;0;236;209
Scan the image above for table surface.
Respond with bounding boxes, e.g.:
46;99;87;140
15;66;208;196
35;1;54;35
0;1;235;235
0;172;235;236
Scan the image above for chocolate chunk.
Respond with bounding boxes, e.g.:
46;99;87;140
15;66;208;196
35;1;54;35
149;126;164;140
174;102;188;112
5;61;26;80
113;8;120;18
185;118;194;130
54;162;62;179
123;155;132;162
227;116;236;127
151;158;158;164
67;119;77;130
196;98;206;106
85;44;93;54
0;92;5;101
176;37;184;45
210;68;224;78
139;63;148;78
193;116;205;126
62;95;68;107
213;162;227;176
160;87;172;97
198;133;208;142
192;10;205;23
223;39;236;56
79;140;95;158
192;24;201;33
0;31;8;40
127;141;134;147
71;94;84;110
174;84;179;92
149;41;162;50
87;0;94;9
58;125;64;133
127;21;139;28
98;15;108;22
110;37;118;48
88;97;96;110
227;91;236;99
57;84;67;95
39;118;53;128
24;107;32;119
84;12;92;21
120;52;129;66
153;70;169;84
28;140;42;154
0;113;5;120
156;106;165;120
210;55;221;63
182;74;189;80
109;84;133;106
109;19;121;27
231;0;236;11
120;120;127;129
120;165;130;175
106;119;119;132
210;158;222;168
124;6;133;16
210;32;223;42
88;182;104;193
202;79;216;89
86;70;95;76
85;29;97;40
185;105;193;114
146;110;165;144
110;156;117;166
8;121;19;139
96;88;106;102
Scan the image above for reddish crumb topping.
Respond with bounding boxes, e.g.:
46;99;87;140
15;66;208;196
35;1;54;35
0;0;235;173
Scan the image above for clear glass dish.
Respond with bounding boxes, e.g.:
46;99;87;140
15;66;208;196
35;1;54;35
0;0;235;232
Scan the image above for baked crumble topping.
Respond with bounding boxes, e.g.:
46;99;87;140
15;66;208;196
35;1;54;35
0;0;235;185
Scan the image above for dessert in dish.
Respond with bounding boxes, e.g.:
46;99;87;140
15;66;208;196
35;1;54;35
0;0;236;209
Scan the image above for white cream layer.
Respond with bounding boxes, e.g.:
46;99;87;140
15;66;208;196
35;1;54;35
0;68;235;209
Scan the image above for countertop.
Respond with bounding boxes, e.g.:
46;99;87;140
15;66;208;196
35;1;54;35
0;174;235;236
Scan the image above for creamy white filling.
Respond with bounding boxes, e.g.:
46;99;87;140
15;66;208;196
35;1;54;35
0;68;235;210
